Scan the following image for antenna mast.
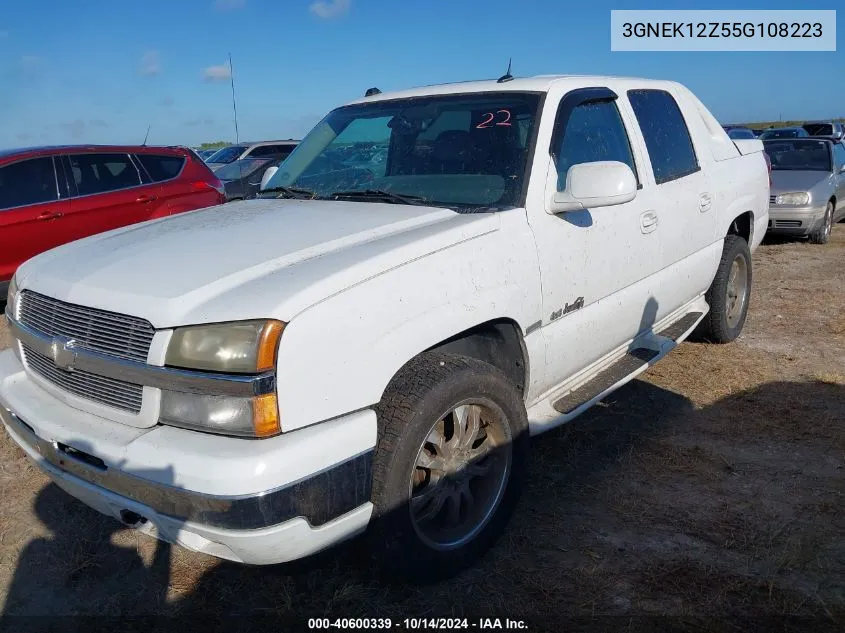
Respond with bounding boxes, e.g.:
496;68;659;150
142;124;151;145
229;52;240;144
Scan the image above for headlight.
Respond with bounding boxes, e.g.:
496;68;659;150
161;319;285;437
775;192;810;206
165;319;284;374
5;274;18;317
159;390;280;438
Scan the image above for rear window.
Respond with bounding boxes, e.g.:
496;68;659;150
803;123;833;136
136;154;185;182
628;89;700;185
0;157;58;210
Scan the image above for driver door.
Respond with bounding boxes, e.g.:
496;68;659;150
526;87;664;392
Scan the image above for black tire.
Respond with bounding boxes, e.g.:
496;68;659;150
695;234;752;344
370;352;529;583
808;201;834;244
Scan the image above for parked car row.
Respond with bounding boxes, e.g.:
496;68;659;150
723;120;844;141
720;121;845;243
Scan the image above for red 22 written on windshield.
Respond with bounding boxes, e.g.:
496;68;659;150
621;22;824;39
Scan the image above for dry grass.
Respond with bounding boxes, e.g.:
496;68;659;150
0;226;844;629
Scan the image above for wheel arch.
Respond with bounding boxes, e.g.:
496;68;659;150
422;318;529;396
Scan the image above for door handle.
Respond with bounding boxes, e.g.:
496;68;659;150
135;195;157;204
699;192;713;213
36;211;63;220
640;211;658;233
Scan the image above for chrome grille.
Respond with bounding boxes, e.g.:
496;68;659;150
19;291;154;362
22;344;143;413
17;291;153;414
769;195;777;204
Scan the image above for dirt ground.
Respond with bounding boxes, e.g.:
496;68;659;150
0;227;843;631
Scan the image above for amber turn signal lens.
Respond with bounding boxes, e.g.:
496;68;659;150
252;392;281;437
256;320;285;373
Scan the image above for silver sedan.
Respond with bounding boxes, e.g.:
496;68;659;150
764;139;845;244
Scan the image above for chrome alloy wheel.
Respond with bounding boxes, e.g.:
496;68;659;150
408;401;512;551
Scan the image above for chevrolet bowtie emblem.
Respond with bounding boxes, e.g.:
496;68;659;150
50;336;78;372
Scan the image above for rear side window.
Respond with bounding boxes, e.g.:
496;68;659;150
136;154;185;182
628;89;699;184
554;100;638;190
248;144;295;158
0;157;59;210
68;153;142;196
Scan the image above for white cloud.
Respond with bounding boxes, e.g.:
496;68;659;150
309;0;350;19
202;62;232;82
139;50;161;76
214;0;246;9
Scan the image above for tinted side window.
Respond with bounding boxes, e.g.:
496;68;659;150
136;154;185;182
69;154;141;196
628;89;699;184
249;145;293;158
0;157;59;210
554;100;637;191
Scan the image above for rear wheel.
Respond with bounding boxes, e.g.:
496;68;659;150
808;201;834;244
695;234;752;344
370;353;529;582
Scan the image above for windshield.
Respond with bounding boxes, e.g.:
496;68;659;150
764;140;832;171
261;92;542;210
803;123;833;136
207;145;247;164
215;157;272;181
760;129;803;140
728;128;755;140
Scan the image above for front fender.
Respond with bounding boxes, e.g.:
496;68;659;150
274;221;542;432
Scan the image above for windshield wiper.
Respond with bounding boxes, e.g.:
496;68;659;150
328;189;429;206
258;186;318;199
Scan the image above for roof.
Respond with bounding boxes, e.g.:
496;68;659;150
0;144;191;161
346;74;676;105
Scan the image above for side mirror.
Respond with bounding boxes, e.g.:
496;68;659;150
549;161;637;214
260;166;279;190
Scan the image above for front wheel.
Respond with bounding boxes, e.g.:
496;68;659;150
695;234;752;344
808;201;834;245
370;353;529;582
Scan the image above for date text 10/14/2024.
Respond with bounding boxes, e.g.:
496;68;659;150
308;618;529;630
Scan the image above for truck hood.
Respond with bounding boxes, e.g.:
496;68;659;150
16;199;499;328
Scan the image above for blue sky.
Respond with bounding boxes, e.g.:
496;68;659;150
0;0;842;149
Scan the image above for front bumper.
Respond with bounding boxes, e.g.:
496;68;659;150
767;204;827;235
0;349;376;565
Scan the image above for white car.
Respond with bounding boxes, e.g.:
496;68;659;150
1;75;769;581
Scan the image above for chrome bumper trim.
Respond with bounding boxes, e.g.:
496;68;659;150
1;405;374;530
5;310;274;397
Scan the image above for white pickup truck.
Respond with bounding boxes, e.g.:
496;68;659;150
1;75;769;581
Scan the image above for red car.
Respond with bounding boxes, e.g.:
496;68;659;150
0;145;225;294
